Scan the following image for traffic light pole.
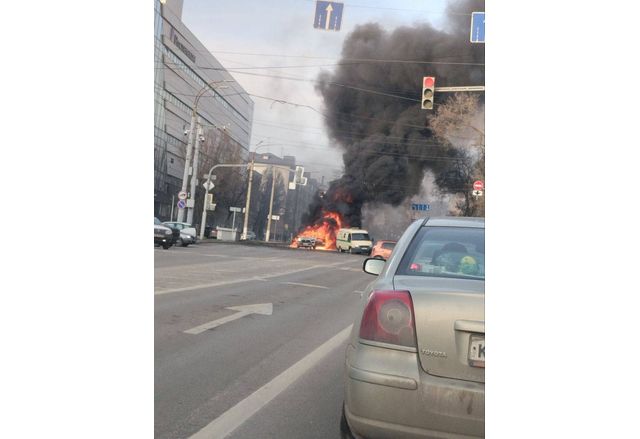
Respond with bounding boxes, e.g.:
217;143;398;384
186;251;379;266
199;163;249;241
265;166;305;242
434;86;485;92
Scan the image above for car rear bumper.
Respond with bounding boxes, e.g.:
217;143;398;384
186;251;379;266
345;342;484;439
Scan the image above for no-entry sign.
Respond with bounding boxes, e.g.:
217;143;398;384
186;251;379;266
473;180;484;191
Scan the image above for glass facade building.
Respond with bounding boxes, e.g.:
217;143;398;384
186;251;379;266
154;0;253;220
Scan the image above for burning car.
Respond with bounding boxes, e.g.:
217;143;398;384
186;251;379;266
290;211;345;251
295;236;318;249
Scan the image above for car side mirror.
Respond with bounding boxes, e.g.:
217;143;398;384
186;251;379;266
363;258;385;276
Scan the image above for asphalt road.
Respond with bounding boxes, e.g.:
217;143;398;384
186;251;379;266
155;242;373;439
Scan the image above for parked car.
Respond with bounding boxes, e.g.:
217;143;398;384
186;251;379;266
241;231;256;240
154;217;176;249
336;228;373;254
370;240;397;260
204;225;217;239
341;217;485;439
163;222;197;244
178;231;195;247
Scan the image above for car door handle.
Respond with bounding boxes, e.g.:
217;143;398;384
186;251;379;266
454;320;484;333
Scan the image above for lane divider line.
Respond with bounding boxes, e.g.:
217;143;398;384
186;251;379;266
155;264;331;295
188;325;353;439
281;282;329;290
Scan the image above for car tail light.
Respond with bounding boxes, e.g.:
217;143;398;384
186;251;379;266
359;291;417;348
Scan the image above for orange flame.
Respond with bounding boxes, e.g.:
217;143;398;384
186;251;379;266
290;211;348;251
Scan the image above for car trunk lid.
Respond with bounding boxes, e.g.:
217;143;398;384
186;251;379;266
394;275;485;384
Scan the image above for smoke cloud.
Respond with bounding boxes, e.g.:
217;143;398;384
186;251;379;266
299;0;484;233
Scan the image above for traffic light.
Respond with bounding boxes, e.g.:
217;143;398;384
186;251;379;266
421;76;436;110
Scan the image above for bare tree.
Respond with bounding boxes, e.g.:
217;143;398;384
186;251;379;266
428;93;485;217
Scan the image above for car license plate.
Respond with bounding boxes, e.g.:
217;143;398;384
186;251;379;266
468;335;485;368
154;233;163;238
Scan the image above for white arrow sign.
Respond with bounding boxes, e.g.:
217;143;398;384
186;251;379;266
183;303;273;335
325;3;333;30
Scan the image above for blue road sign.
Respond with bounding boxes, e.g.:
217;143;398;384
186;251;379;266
177;199;186;209
411;203;430;212
470;12;485;43
314;1;344;31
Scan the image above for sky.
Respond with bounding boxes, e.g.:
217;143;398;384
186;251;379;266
180;0;451;185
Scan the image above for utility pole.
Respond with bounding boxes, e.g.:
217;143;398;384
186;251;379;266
242;141;270;240
177;114;196;223
265;166;277;242
241;153;255;240
187;119;203;225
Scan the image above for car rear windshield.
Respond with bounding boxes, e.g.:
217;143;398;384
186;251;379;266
381;242;396;250
351;233;370;241
397;226;485;280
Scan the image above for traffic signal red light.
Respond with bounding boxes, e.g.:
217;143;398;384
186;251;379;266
422;76;436;110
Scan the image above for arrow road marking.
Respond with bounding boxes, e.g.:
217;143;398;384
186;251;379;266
188;324;353;439
325;3;333;29
183;303;273;335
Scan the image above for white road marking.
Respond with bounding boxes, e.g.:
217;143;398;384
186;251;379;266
281;281;329;290
188;325;353;439
155;264;338;295
184;303;273;335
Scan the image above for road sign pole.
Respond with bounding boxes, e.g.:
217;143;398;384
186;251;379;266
232;210;237;231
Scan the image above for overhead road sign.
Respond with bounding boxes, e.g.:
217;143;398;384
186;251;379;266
470;12;485;43
314;1;344;31
411;203;430;212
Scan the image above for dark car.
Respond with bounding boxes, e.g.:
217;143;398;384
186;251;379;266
154;217;179;249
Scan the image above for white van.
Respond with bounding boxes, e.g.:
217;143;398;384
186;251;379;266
336;228;373;254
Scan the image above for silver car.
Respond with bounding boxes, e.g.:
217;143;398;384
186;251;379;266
342;217;484;439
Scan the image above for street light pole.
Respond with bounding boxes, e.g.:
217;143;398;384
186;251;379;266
177;114;196;223
177;79;232;223
187;121;203;225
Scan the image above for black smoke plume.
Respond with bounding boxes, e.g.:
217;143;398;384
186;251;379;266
300;0;484;230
